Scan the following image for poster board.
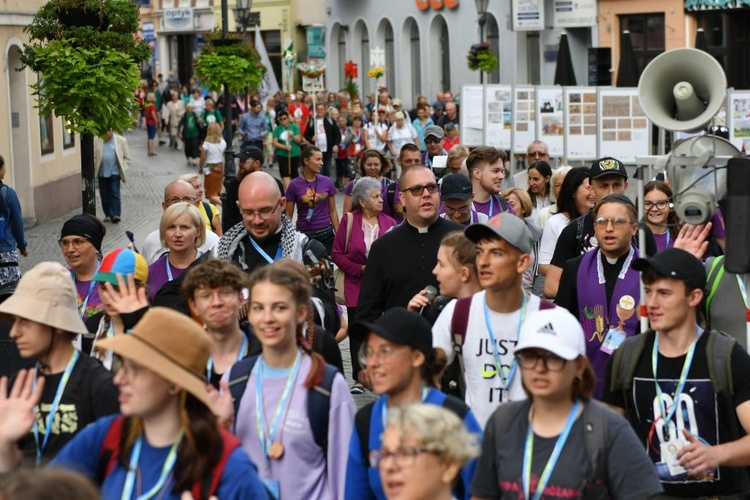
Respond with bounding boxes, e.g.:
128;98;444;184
564;87;598;160
484;85;512;149
460;85;484;147
728;90;750;151
535;86;564;157
597;88;650;163
512;86;536;154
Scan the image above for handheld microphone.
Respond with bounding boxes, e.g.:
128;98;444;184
419;285;439;315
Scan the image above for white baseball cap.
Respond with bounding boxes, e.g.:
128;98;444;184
514;308;586;360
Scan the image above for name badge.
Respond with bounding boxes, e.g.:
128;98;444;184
306;207;315;221
600;329;627;355
660;437;689;477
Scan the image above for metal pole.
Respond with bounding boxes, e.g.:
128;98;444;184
479;18;485;85
81;133;96;215
243;21;249;110
221;0;236;182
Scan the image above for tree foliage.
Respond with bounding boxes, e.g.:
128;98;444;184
194;29;266;94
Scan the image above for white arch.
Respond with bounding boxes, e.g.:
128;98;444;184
327;23;347;92
485;13;501;83
400;17;421;106
375;18;396;95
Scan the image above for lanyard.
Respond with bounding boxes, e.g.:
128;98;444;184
381;387;429;429
165;251;200;281
665;231;670;249
489;196;495;217
523;400;581;500
33;350;80;465
249;237;283;264
74;262;101;319
482;293;527;389
121;430;184;500
305;176;319;208
652;328;700;424
207;335;248;380
255;350;302;461
737;274;748;310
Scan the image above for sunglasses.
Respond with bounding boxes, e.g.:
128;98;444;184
403;183;439;196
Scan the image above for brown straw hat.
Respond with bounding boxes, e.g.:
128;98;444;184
97;307;212;406
0;262;88;334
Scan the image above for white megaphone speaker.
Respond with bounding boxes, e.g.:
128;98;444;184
638;48;727;132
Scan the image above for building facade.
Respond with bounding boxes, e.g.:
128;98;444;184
1;6;83;223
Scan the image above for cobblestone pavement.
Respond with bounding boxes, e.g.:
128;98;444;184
18;129;377;407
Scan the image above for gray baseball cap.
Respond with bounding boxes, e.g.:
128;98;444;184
465;213;535;254
424;125;444;140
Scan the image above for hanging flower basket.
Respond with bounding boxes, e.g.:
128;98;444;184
194;28;266;94
368;65;386;79
467;42;498;73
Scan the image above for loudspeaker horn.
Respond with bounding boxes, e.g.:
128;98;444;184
638;48;727;132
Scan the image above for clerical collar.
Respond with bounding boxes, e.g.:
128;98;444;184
405;218;441;234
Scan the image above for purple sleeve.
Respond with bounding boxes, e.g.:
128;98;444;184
325;177;338;197
712;208;726;239
285;178;299;202
344;181;355;196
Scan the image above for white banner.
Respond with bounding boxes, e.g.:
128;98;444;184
512;0;544;31
553;0;597;28
255;27;281;105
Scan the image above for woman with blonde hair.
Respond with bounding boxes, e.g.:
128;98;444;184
147;203;206;300
199;122;227;206
373;403;480;500
446;145;470;178
143;92;159;157
178;173;222;236
503;187;534;219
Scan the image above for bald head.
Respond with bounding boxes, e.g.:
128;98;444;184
238;172;286;240
162;180;197;210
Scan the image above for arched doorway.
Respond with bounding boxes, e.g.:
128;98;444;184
6;44;33;218
429;15;451;97
328;23;347;92
486;14;500;84
353;20;370;98
400;17;421;105
377;19;396;94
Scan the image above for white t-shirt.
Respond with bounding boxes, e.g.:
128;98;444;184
387;123;417;153
202;139;227;164
432;290;542;427
314;118;328;152
141;229;219;264
366;122;387;151
538;212;570;265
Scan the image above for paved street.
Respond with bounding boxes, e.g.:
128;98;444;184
17;129;376;406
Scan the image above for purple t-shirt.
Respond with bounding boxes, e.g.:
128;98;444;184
344;178;396;219
75;278;102;319
286;175;337;233
653;231;674;253
473;194;513;218
146;254;188;301
222;355;355;500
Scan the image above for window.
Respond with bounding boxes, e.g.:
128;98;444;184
620;14;665;75
487;15;500;84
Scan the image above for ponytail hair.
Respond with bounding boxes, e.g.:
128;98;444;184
420;348;448;389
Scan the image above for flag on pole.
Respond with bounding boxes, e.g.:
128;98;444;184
255;26;280;105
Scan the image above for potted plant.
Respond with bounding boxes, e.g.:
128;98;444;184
194;28;266;94
21;0;151;215
466;42;498;73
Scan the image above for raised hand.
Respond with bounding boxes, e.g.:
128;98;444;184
99;273;149;315
207;380;235;429
0;369;45;471
407;289;431;313
673;222;712;260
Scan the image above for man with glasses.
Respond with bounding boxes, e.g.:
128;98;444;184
182;258;261;388
141;179;220;263
440;174;488;226
513;140;551;188
555;194;642;398
420;125;449;178
215;171;309;271
357;166;461;326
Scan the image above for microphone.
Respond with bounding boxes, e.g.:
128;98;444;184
419;285;439;315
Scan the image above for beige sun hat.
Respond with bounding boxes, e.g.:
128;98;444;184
96;307;212;406
0;262;88;334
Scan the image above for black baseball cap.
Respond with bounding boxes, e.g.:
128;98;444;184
631;248;707;291
590;156;628;180
440;174;472;201
234;146;264;162
349;307;432;358
600;192;635;208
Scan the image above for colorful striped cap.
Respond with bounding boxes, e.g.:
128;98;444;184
93;248;149;285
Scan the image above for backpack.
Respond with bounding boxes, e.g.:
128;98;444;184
490;399;611;497
227;355;338;454
449;296;556;398
705;255;726;323
97;416;241;499
355;395;470;499
0;185;8;238
386;181;397;216
202;201;216;231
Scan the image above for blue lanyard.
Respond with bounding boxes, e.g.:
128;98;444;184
249;237;283;264
665;231;670;249
482;293;527;389
255;350;302;461
737;275;748;310
489;196;494;217
523;400;581;500
74;262;101;319
121;430;184;500
165;251;200;281
33;350;80;465
207;335;248;380
381;387;429;429
652;328;700;424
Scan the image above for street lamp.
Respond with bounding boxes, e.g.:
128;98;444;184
475;0;489;84
232;0;254;109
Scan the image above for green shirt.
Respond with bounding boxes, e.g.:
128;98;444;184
201;109;224;127
184;113;200;138
273;123;301;158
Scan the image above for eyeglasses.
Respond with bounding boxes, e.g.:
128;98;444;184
643;200;671;210
58;238;89;250
165;196;197;205
528;151;548;158
402;183;439;196
424;137;442;145
194;288;239;303
593;217;633;228
369;447;442;468
241;200;280;220
517;350;567;372
443;205;471;215
359;345;408;366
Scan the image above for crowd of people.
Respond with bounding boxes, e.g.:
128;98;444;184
0;81;749;500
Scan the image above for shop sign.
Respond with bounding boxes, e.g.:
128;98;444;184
163;8;193;31
415;0;459;10
512;0;544;31
553;0;597;27
685;0;750;9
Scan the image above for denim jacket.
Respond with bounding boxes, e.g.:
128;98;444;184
0;183;26;253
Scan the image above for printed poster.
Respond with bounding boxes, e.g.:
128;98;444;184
728;90;750;152
485;85;512;150
597;88;650;164
535;86;564;157
461;85;484;147
565;87;598;160
512;86;536;154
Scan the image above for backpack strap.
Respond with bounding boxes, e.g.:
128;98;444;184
451;297;473;396
440;394;470;420
387;183;397;214
355;402;376;467
202;201;215;231
343;212;354;253
539;299;556;310
194;430;242;499
705;256;726;323
308;363;338;453
706;329;735;398
575;215;586;255
97;416;126;485
228;356;259;429
609;332;651;397
581;400;610;485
